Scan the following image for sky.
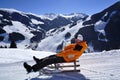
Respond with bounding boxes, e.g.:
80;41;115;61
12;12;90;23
0;0;120;15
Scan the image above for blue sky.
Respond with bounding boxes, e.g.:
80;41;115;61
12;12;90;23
0;0;119;15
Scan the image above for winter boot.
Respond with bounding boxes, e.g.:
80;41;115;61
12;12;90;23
33;56;42;63
23;62;32;73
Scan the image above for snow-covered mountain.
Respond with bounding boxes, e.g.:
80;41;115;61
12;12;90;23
0;1;120;52
0;8;87;48
36;21;84;52
37;1;120;52
81;1;120;51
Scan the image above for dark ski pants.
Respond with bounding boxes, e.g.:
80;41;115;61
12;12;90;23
32;55;66;72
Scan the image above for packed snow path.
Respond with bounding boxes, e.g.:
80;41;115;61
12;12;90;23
79;50;120;80
0;49;120;80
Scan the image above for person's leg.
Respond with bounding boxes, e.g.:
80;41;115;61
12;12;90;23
33;55;57;63
32;55;65;72
23;62;32;73
24;55;65;73
33;56;44;63
24;56;48;73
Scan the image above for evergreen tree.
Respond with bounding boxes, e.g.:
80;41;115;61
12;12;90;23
4;46;7;48
0;46;3;48
10;41;17;48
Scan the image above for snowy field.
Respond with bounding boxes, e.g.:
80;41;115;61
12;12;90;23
0;49;120;80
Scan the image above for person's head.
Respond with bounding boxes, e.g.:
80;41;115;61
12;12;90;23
77;34;83;41
71;34;83;43
75;34;83;43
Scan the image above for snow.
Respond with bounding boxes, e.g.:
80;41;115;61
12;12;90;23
3;21;31;35
0;8;28;18
33;13;87;21
94;20;108;42
1;21;34;48
43;13;58;20
94;11;117;42
0;49;55;64
36;22;84;52
0;14;3;17
94;20;106;34
0;8;22;14
0;49;120;80
31;19;44;24
59;13;86;19
80;50;120;80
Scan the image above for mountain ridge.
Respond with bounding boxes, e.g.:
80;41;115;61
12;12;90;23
37;1;120;52
0;8;87;49
0;1;120;52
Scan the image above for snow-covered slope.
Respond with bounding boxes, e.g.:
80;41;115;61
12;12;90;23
0;1;120;52
37;1;120;52
81;1;120;51
0;8;87;49
0;49;56;64
0;49;120;80
80;50;120;80
36;21;84;52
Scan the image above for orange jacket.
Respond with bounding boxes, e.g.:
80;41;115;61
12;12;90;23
56;41;87;62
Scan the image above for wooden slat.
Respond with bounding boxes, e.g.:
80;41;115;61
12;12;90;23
59;64;80;67
48;64;80;68
62;60;79;63
39;60;80;75
46;60;80;71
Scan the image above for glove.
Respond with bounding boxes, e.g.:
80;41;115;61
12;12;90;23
74;44;83;51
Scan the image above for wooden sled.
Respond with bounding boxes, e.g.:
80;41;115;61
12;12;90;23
39;60;80;75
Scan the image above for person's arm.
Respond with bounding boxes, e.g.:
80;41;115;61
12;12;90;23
73;44;83;51
67;44;83;59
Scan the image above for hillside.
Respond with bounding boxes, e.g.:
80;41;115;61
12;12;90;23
38;1;120;52
0;8;87;49
0;1;120;52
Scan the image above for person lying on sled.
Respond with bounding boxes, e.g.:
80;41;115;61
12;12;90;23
23;34;88;73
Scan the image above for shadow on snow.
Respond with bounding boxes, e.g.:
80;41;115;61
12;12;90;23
29;72;90;80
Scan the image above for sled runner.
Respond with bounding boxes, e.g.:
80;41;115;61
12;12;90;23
39;60;80;75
